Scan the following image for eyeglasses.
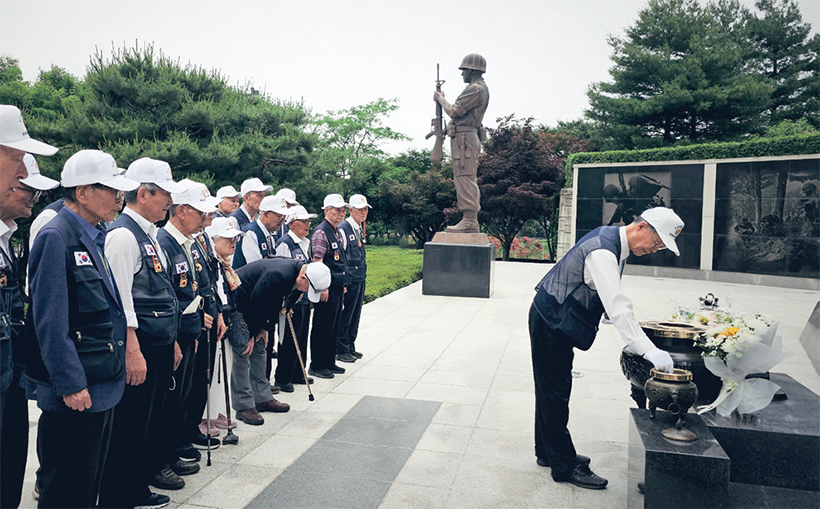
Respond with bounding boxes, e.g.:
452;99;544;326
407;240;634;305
650;228;667;250
11;186;42;201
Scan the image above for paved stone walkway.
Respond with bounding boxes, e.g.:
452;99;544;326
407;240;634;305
19;262;819;508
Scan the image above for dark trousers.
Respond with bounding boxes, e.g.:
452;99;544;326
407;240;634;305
182;328;218;442
310;286;344;371
162;338;197;463
37;407;114;508
0;370;28;509
336;279;365;355
529;304;577;478
99;343;174;508
275;304;310;385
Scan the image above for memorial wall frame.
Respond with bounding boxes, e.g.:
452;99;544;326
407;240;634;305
570;154;820;289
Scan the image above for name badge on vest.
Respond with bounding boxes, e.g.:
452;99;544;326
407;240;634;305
74;251;93;267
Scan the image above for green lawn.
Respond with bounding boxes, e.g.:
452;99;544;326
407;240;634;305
364;246;423;303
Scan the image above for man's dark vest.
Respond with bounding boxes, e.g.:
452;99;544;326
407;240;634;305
26;213;125;384
157;228;202;344
532;226;621;351
275;233;309;306
229;207;251;229
108;214;179;347
338;220;366;282
271;224;289;245
0;242;23;391
316;220;347;288
193;234;221;319
232;221;274;269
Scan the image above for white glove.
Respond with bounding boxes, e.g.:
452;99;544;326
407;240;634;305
643;348;674;373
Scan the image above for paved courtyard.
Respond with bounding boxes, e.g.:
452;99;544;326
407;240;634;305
20;262;820;508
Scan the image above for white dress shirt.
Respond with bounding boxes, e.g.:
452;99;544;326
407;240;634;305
0;220;16;263
275;229;310;259
29;209;58;250
104;207;168;329
241;219;271;264
583;227;655;355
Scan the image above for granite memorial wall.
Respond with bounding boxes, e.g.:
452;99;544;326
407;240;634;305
574;156;820;279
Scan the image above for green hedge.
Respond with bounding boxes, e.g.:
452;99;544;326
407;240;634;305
564;134;820;187
363;246;424;304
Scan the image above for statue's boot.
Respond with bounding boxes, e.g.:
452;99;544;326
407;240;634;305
446;211;479;234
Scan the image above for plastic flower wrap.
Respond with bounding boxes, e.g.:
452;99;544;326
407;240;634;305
695;319;789;417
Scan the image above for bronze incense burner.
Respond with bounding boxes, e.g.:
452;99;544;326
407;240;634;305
645;368;699;442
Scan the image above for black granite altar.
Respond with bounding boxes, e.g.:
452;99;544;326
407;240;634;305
629;409;730;508
422;240;495;298
728;482;820;508
700;373;820;492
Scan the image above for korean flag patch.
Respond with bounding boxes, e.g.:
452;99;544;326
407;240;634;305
330;242;338;249
144;244;157;256
175;261;189;273
261;243;267;250
191;249;200;260
74;251;93;266
349;234;356;241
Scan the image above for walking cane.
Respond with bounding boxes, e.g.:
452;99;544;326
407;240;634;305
285;309;314;402
220;334;239;445
205;325;213;466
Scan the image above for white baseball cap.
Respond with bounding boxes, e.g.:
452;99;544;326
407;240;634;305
20;154;59;190
323;193;348;209
172;179;218;213
305;262;332;303
0;105;58;155
348;194;371;209
179;178;220;208
641;207;684;256
126;157;186;193
216;185;241;200
275;188;299;205
206;217;244;239
61;150;140;191
286;205;317;224
259;195;290;215
240;178;273;195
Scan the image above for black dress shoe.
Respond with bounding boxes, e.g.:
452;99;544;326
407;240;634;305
151;466;185;490
170;459;200;476
351;350;363;359
552;464;608;490
328;364;346;374
308;367;334;379
293;376;314;384
536;454;591;468
276;382;295;392
134;493;171;509
336;353;357;363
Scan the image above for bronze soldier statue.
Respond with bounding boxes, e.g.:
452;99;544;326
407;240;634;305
434;53;490;234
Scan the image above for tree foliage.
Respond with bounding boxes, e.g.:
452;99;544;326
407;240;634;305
477;116;565;260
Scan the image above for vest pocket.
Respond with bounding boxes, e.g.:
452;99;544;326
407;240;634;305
72;267;109;313
72;322;124;383
559;307;598;351
134;304;178;345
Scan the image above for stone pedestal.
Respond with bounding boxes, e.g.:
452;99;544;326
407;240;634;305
628;409;730;509
701;373;820;492
422;233;495;298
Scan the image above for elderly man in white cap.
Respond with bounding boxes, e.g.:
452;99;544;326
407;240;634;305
308;193;350;379
232;195;289;270
529;207;682;490
152;180;218;487
214;185;241;218
230;178;272;229
99;157;186;509
271;187;299;244
0;105;57;509
273;205;317;392
335;194;371;364
26;150;139;508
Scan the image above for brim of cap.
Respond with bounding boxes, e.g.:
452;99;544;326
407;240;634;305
156;180;187;194
214;228;244;239
289;214;317;221
20;173;59;191
218;192;242;199
245;185;273;193
661;234;680;256
261;207;290;215
324;203;349;209
284;198;299;205
307;286;322;303
100;175;141;192
350;204;371;209
1;138;58;156
206;196;221;207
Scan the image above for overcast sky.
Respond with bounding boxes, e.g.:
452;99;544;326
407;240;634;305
2;0;817;155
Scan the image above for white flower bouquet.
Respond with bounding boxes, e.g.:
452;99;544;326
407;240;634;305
693;314;789;417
